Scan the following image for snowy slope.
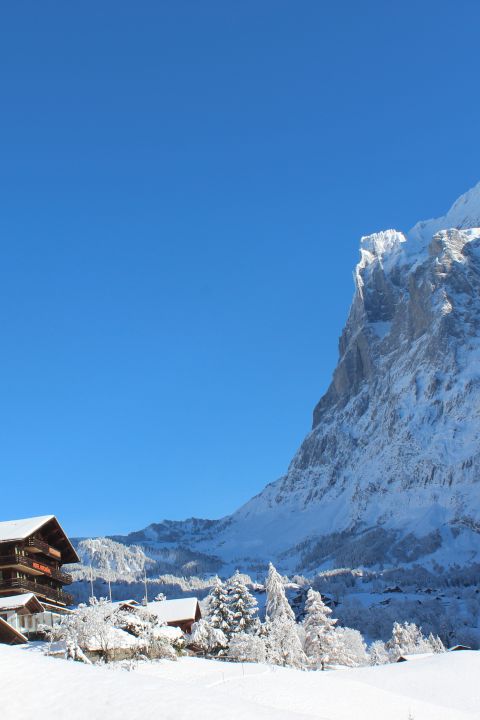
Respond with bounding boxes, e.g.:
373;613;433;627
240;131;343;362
81;182;480;579
1;645;479;720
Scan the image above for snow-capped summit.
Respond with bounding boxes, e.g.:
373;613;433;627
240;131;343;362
101;181;480;577
409;180;480;245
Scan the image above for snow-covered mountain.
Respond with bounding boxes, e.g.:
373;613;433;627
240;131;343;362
93;182;480;577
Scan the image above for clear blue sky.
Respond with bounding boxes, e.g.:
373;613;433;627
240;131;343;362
1;1;479;537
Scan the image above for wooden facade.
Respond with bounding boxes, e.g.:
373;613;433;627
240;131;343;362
0;516;79;608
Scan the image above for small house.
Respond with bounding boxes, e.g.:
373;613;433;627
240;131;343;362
146;597;201;634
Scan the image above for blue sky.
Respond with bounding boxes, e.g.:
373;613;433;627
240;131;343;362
1;1;479;537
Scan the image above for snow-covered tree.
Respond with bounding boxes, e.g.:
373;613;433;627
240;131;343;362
227;571;259;635
207;576;234;637
265;563;295;622
330;627;368;667
186;619;227;654
386;621;443;661
111;604;177;660
302;588;338;669
427;632;446;653
369;639;389;666
264;617;307;668
44;598;115;662
228;632;267;663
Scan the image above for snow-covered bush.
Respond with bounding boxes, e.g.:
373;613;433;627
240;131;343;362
111;605;179;660
228;632;267;663
369;640;389;665
44;598;179;663
330;627;368;667
186;619;227;654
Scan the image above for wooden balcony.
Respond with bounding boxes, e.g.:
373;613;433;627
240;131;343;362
0;554;73;585
0;579;74;606
26;536;62;560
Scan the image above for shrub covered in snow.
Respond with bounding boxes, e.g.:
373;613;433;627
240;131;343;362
186;619;228;654
228;633;267;663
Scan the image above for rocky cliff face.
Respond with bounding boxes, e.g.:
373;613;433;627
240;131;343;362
117;183;480;574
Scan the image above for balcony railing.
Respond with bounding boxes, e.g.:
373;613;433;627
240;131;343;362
26;536;62;560
0;579;74;606
0;554;72;584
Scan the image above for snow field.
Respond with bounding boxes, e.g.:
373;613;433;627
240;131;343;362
1;644;478;720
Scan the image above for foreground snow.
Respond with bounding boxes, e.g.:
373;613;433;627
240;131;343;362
1;645;478;719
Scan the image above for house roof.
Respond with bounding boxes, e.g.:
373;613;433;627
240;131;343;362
147;597;200;624
0;616;27;645
0;593;44;613
396;653;434;663
0;515;79;563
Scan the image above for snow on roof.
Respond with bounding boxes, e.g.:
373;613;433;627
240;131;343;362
0;594;43;612
0;516;55;542
0;515;79;563
147;597;200;624
85;627;141;652
396;653;435;662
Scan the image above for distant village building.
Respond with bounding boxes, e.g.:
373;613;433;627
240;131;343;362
0;515;79;643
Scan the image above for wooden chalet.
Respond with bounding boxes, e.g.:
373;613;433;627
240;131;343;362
146;597;201;634
0;515;79;609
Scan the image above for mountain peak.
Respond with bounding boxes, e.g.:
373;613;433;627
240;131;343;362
409;180;480;246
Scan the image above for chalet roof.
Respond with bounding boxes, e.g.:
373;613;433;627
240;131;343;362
0;616;27;645
0;515;79;564
0;593;44;613
147;597;201;624
396;652;434;663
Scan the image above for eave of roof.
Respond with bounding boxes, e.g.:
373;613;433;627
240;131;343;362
0;616;28;645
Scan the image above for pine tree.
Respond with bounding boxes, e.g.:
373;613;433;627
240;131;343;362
227;571;259;635
302;589;338;669
265;563;295;622
207;576;234;638
263;563;306;668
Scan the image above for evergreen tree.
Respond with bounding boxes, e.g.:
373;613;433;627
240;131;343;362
207;576;234;637
302;588;338;668
227;571;259;635
265;563;295;622
263;563;306;668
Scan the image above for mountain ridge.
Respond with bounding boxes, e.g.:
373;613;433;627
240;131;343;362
108;182;480;576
